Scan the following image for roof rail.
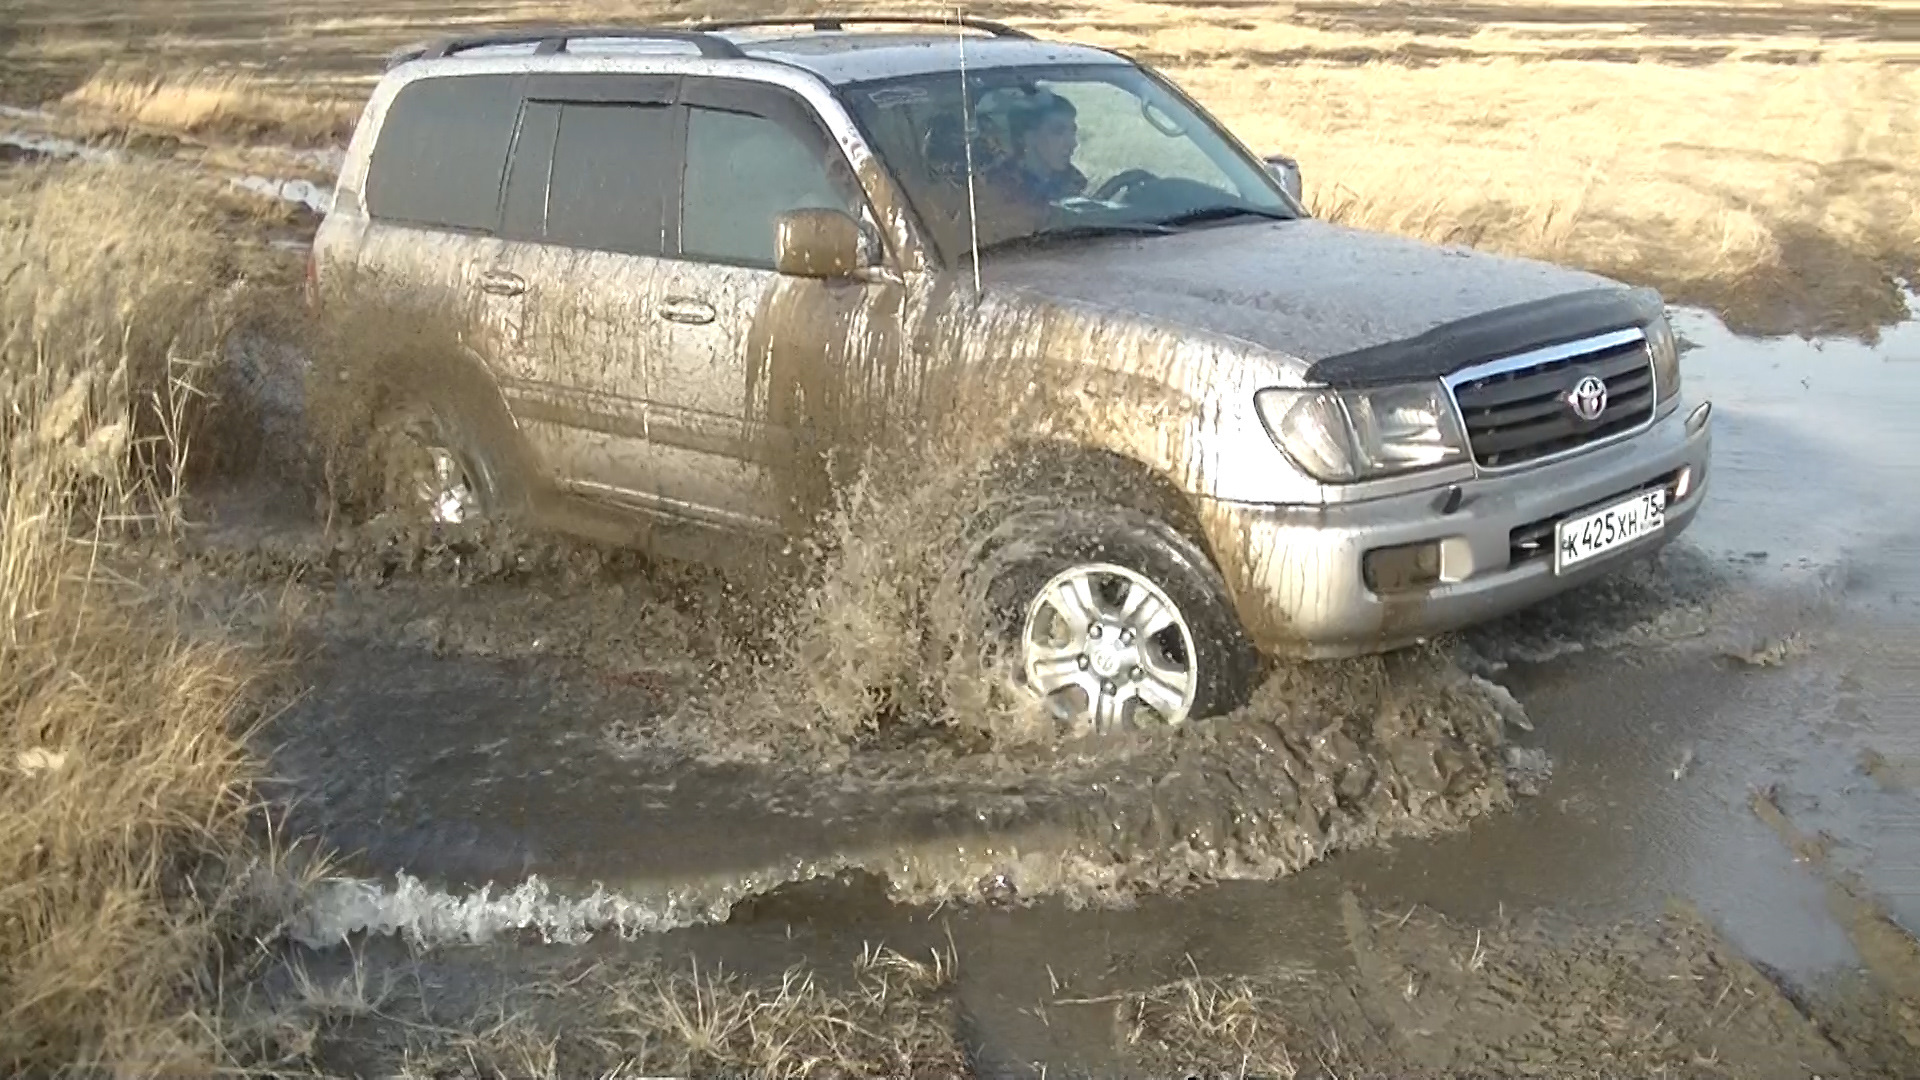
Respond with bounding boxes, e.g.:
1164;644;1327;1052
690;14;1032;39
387;27;746;69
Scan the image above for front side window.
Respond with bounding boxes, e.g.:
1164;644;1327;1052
681;104;864;270
365;74;523;232
845;63;1296;262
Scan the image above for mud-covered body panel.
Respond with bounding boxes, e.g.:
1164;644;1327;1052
978;219;1625;375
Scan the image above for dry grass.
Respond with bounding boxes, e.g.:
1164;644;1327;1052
258;944;969;1078
1117;967;1317;1080
1179;57;1920;337
61;64;359;145
6;1;1916;334
0;161;286;1075
602;943;965;1078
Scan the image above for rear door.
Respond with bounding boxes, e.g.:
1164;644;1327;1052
650;77;901;529
486;75;680;502
352;72;525;377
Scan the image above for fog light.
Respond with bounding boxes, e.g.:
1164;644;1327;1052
1364;541;1442;594
1672;465;1694;502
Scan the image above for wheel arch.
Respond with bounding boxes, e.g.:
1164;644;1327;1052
965;439;1217;566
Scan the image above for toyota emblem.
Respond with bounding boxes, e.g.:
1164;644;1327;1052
1566;375;1609;422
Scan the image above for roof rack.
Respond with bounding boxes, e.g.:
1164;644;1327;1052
387;27;746;69
691;15;1032;39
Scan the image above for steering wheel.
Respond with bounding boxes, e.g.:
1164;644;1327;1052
1091;168;1161;204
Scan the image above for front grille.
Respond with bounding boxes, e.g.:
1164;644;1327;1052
1450;336;1655;469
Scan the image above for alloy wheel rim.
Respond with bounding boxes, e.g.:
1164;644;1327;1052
1019;562;1198;730
412;444;476;525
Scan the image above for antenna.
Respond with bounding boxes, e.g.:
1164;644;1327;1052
956;6;982;295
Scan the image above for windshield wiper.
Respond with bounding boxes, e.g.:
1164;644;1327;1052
970;222;1174;259
1154;204;1295;229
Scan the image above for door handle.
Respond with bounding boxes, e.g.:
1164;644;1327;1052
478;270;527;297
658;297;716;325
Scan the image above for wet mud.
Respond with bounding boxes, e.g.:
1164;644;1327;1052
149;289;1915;1077
148;495;1532;928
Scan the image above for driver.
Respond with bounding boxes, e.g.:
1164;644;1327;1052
1000;93;1087;204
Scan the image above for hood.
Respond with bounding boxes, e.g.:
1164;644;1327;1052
979;218;1657;386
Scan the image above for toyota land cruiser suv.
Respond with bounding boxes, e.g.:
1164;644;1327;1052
313;17;1714;730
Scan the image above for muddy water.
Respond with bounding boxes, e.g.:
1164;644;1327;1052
189;291;1920;1072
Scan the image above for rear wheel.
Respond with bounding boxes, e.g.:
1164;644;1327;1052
967;505;1258;731
372;404;513;525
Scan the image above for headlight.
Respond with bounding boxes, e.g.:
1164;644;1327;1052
1254;381;1468;483
1647;312;1681;414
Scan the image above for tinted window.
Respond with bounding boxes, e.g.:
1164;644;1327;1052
542;102;676;257
366;74;522;232
682;106;860;269
500;102;559;241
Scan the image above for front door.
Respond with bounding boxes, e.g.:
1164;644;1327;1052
647;77;903;531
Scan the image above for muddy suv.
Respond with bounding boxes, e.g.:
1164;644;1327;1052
315;17;1713;729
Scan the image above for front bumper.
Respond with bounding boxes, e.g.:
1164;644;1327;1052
1203;398;1713;658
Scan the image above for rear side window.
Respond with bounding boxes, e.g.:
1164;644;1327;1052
539;102;676;256
365;74;522;232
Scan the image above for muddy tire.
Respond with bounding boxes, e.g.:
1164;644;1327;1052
964;504;1259;731
370;396;526;525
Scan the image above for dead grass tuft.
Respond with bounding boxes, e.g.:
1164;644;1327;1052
600;944;966;1078
264;945;969;1079
61;64;359;145
1118;966;1311;1080
0;160;290;1075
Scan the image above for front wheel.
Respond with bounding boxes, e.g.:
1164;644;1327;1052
966;505;1259;732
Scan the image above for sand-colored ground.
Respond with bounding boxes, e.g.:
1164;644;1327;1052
4;0;1917;335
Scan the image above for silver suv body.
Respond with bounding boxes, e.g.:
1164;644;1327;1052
315;18;1713;728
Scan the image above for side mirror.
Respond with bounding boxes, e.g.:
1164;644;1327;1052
1264;154;1303;202
775;208;863;279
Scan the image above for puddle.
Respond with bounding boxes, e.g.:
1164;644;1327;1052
1672;283;1920;608
268;143;347;173
229;172;333;213
1;120;335;214
0;129;123;164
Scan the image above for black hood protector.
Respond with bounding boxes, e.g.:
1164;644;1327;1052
1307;286;1666;388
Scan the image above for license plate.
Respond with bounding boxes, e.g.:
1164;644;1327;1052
1554;489;1667;573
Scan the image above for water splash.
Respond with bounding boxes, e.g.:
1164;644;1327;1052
290;872;736;948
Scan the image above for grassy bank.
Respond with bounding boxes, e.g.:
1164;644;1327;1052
0;161;276;1075
60;65;360;146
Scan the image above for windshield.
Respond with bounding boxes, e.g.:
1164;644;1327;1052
843;62;1298;264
